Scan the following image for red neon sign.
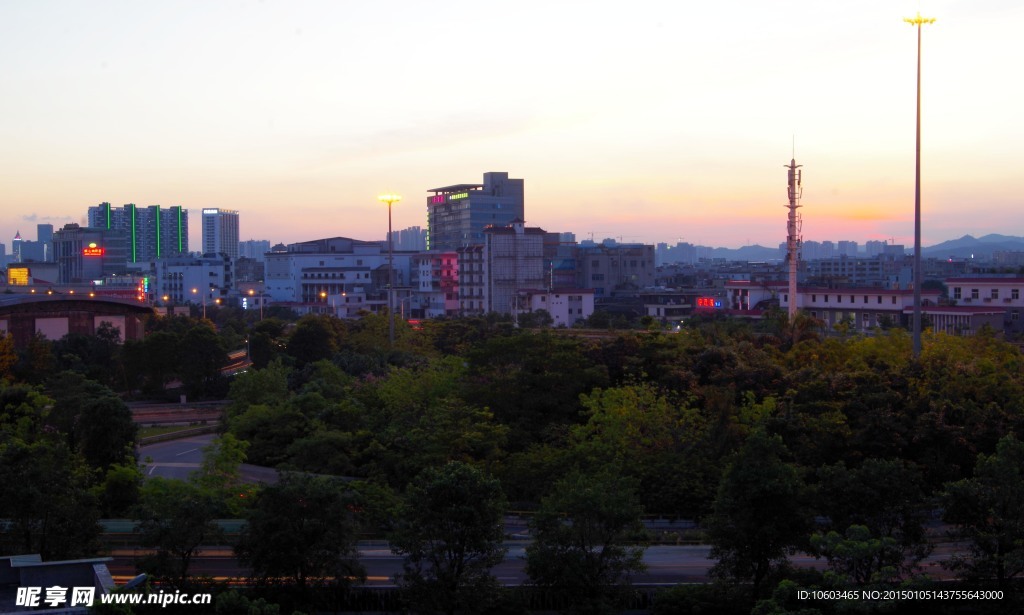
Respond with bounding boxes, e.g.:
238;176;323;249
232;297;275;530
696;297;721;309
83;247;105;257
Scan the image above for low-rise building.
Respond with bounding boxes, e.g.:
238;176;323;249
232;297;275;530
515;288;595;327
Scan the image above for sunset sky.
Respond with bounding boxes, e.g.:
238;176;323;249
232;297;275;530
1;0;1021;252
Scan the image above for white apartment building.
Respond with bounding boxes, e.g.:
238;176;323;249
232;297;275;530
263;237;413;317
516;288;595;327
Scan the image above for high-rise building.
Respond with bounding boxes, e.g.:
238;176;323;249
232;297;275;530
426;172;524;251
202;208;240;259
52;223;129;283
390;226;427;251
37;224;54;261
12;231;23;263
238;239;271;261
87;202;189;262
838;240;859;257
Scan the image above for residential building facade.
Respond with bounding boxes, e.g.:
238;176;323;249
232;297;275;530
88;203;189;263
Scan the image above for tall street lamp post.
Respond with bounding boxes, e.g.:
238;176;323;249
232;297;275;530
378;194;401;347
906;12;935;359
248;289;264;320
191;287;206;320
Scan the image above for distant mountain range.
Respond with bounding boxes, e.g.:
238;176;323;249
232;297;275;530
920;234;1024;259
691;234;1024;262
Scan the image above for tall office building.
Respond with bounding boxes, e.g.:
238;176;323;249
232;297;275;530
53;223;129;283
238;239;271;261
88;202;189;262
12;231;23;263
426;172;524;251
37;224;54;261
390;226;427;251
202;208;240;260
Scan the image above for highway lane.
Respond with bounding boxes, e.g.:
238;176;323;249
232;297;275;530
109;542;967;589
107;543;837;587
140;433;279;484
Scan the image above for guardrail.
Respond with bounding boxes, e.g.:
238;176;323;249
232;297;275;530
138;424;220;446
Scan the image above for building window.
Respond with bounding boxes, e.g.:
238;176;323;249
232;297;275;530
1013;289;1020;300
837;295;842;303
811;294;817;302
992;288;999;299
892;297;897;305
877;296;882;304
953;287;962;300
971;288;979;300
864;295;869;304
824;295;829;303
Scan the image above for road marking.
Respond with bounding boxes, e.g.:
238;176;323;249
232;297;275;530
176;448;199;457
148;465;157;475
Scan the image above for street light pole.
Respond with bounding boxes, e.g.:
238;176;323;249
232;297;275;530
191;287;206;319
906;12;935;359
378;194;401;347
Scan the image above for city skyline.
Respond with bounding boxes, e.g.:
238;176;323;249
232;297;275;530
2;1;1021;251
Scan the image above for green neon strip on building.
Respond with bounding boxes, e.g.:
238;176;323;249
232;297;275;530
130;204;137;263
155;206;161;258
177;207;183;253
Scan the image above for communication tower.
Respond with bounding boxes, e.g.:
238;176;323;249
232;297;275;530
785;158;803;320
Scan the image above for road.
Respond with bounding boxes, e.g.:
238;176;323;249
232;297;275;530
107;544;770;586
136;435;958;586
140;433;279;484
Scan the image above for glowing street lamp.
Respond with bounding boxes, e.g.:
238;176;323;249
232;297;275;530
378;193;401;346
248;289;263;320
192;287;207;319
905;12;935;358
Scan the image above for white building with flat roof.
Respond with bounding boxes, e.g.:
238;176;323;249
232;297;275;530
202;208;239;260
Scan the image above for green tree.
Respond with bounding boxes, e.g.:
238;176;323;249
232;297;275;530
526;469;646;614
51;323;121;386
0;333;17;381
706;430;809;602
812;458;930;579
0;437;102;559
462;332;608;451
131;330;180;394
178;322;229;399
226;358;292;417
569;383;714;519
286;315;341;368
45;371;137;470
14;332;55;384
94;463;144;517
192;433;252;516
236;473;364;590
390;462;508;615
133;477;225;587
942;434;1024;586
229;403;311;467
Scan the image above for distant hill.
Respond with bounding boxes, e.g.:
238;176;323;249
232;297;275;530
665;235;1024;263
921;234;1024;259
709;245;781;261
